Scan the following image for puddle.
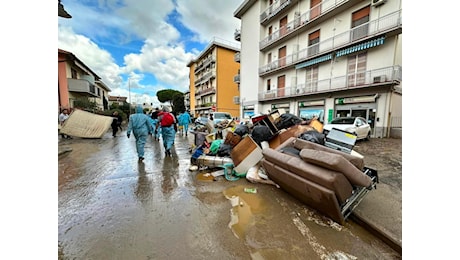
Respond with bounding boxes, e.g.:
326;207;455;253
223;185;266;239
196;173;215;182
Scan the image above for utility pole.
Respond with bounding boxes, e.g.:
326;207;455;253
128;78;132;115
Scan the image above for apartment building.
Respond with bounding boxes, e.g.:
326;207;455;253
58;49;111;113
234;0;402;138
187;38;241;119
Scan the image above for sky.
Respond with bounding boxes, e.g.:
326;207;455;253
58;0;242;107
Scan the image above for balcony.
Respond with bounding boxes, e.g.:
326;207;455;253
234;29;241;41
259;10;402;76
234;74;240;84
68;78;98;97
260;0;299;26
234;52;240;63
258;65;401;101
194;69;216;86
195;54;216;74
260;0;373;51
195;87;216;97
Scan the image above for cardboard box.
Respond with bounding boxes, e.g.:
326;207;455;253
230;136;263;174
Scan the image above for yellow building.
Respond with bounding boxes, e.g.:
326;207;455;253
187;38;241;119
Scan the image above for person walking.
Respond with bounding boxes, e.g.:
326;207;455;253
157;106;176;157
111;111;122;137
127;105;153;161
59;108;72;139
150;107;161;141
179;111;192;137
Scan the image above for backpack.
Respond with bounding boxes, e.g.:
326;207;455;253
161;112;175;126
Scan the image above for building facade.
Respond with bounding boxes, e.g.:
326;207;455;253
234;0;402;138
187;38;241;119
108;95;128;107
58;49;111;113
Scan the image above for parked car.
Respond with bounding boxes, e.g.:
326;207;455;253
323;116;371;141
211;112;233;126
194;116;209;126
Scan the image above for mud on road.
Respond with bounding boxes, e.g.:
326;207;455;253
353;138;402;191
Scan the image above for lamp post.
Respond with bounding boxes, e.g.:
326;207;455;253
128;78;132;115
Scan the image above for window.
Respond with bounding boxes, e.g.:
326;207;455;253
267;79;271;91
347;52;367;87
310;0;322;20
308;30;320;56
351;6;370;41
278;46;286;67
305;65;318;92
71;68;77;79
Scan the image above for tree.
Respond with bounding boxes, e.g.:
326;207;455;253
172;93;185;113
157;89;184;112
74;96;97;112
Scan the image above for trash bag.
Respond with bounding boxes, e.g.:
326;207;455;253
191;145;205;164
209;139;224;155
234;124;249;136
298;130;325;145
275;113;303;130
217;143;233;157
251;125;273;147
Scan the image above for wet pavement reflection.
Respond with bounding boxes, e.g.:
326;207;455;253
58;128;401;259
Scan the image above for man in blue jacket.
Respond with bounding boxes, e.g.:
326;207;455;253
127;105;153;161
178;111;192;137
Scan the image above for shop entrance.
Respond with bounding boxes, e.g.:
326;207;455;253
335;108;376;129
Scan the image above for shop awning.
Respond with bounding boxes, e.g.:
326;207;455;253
295;54;332;69
335;37;385;57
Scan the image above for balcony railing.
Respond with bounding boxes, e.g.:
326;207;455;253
234;52;240;62
234;74;240;83
259;10;402;75
234;29;241;41
258;65;401;101
195;87;216;97
194;69;216;86
260;0;294;25
260;0;351;50
195;54;216;74
67;78;98;97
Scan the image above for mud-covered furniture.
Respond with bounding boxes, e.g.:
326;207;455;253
261;137;377;224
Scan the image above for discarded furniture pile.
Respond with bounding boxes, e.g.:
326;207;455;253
189;110;378;224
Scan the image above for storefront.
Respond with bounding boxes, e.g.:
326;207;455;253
271;103;290;114
242;105;255;119
333;95;378;128
298;100;325;123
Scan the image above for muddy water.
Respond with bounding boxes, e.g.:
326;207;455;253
58;130;400;259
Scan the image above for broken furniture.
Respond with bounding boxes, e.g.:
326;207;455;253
261;137;378;224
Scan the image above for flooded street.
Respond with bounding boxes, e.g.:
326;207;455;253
58;129;400;259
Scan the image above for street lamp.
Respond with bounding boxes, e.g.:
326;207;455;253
128;78;132;115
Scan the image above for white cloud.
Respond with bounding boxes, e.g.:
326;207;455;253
58;25;123;90
58;0;242;108
176;0;242;43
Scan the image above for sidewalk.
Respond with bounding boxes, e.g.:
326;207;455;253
351;137;402;254
352;182;402;253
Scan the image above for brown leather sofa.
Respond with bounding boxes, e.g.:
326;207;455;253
261;137;376;224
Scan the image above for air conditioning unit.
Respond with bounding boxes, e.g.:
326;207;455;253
372;0;387;7
233;96;240;104
373;75;387;83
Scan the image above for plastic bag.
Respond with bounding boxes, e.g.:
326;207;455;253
298;130;325;145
